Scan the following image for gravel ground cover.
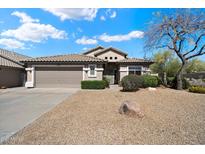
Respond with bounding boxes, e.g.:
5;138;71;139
4;88;205;144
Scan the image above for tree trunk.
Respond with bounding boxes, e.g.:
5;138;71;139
163;72;167;86
176;61;187;90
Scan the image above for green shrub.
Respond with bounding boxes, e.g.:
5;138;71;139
103;77;110;88
121;75;160;91
81;80;106;89
121;75;143;91
167;77;175;87
141;75;159;88
170;77;190;89
189;85;205;94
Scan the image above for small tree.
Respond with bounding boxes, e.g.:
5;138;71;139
150;50;173;85
145;9;205;90
186;59;205;73
166;58;181;77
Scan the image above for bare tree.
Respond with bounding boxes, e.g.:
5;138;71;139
145;9;205;90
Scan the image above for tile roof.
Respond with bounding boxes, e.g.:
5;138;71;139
0;56;23;68
82;46;104;55
22;54;106;63
0;48;30;68
94;47;128;56
118;58;154;63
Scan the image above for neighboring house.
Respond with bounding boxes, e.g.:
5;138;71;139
0;49;30;88
183;71;205;79
22;46;154;88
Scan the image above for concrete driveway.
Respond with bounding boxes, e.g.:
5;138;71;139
0;87;79;143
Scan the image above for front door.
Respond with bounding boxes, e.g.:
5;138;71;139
113;69;118;84
103;63;119;84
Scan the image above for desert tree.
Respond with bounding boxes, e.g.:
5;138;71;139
150;50;173;85
145;9;205;89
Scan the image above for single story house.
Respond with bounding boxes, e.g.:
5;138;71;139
0;49;29;88
22;46;154;88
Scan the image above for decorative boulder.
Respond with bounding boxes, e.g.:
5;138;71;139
119;100;145;118
148;87;157;91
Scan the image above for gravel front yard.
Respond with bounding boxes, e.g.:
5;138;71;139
4;88;205;144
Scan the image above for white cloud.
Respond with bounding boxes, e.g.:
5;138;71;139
100;16;106;21
43;8;98;21
105;9;111;15
2;23;67;43
110;11;117;18
99;31;144;42
1;11;67;43
82;47;88;51
0;38;25;49
76;36;97;45
105;9;117;19
11;11;39;23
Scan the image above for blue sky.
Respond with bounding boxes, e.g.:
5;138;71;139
0;8;204;60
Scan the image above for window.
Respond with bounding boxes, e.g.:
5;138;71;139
115;57;117;60
110;57;113;60
105;57;108;59
128;66;142;75
89;64;96;77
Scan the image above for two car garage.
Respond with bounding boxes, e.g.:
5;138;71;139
23;54;105;88
35;66;83;88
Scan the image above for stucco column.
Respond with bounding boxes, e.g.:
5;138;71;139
25;66;35;88
119;65;128;81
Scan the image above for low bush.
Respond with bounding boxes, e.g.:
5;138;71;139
121;74;160;91
81;80;106;89
121;75;143;91
141;75;160;88
169;77;190;89
189;85;205;94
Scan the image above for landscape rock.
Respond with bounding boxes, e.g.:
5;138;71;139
119;100;145;118
148;87;157;91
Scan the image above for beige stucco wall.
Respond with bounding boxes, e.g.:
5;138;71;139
119;64;151;81
83;64;103;80
119;65;128;81
119;71;128;81
96;50;125;62
84;70;103;80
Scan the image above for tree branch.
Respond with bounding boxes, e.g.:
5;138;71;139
183;33;205;56
178;38;184;52
155;45;175;50
186;44;205;60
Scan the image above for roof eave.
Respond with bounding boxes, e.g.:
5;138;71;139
94;47;128;57
117;61;154;64
22;60;106;64
82;46;104;55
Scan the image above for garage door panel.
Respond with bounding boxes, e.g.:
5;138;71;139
0;67;23;87
35;67;82;88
